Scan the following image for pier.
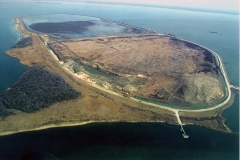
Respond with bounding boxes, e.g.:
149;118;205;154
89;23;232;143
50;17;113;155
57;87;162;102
230;84;240;91
175;111;189;138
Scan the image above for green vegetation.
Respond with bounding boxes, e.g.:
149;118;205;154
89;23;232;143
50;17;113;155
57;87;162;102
0;66;80;114
0;104;14;117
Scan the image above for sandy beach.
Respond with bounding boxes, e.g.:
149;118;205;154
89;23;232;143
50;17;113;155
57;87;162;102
0;121;95;136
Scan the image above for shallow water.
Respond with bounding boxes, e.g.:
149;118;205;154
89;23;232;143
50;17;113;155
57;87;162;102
22;14;148;38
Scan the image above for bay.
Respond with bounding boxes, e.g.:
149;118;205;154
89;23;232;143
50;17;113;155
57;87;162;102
0;2;238;159
0;123;238;160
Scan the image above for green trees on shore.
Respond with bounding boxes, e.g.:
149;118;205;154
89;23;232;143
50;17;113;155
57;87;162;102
12;37;32;48
0;66;80;115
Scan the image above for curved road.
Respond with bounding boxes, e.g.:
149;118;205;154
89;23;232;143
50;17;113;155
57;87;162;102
173;38;232;112
35;32;232;127
40;34;232;113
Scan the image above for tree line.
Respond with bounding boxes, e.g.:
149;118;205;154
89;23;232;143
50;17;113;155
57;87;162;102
0;66;80;116
12;37;32;48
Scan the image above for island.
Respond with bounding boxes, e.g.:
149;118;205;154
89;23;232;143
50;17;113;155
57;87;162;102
0;14;235;136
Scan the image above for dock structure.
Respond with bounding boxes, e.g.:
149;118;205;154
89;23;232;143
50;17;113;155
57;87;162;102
175;111;189;138
230;84;240;91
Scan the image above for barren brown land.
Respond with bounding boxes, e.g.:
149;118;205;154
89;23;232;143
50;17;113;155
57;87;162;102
0;18;232;135
48;35;223;107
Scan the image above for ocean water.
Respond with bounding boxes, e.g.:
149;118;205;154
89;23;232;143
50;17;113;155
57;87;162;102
0;123;238;160
0;2;239;159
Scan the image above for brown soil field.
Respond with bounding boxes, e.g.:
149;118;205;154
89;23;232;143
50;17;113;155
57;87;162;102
49;35;223;107
0;18;231;135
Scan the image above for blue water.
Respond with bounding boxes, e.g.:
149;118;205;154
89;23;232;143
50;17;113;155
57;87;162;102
0;2;238;159
0;123;238;160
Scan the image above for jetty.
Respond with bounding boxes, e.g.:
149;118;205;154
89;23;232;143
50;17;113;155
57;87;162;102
175;111;189;138
230;84;240;91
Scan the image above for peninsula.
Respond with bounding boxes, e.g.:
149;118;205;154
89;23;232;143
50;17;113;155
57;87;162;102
0;15;234;136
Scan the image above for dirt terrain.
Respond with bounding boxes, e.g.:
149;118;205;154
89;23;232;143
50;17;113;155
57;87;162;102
48;35;223;107
0;18;231;135
1;34;177;133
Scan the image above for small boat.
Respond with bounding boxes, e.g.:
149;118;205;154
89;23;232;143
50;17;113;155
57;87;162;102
209;31;218;33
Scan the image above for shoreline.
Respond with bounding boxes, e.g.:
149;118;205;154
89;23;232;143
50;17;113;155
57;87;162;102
0;121;94;136
1;16;233;136
0;120;173;136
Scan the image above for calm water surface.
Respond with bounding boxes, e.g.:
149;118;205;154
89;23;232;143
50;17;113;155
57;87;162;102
0;2;238;159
